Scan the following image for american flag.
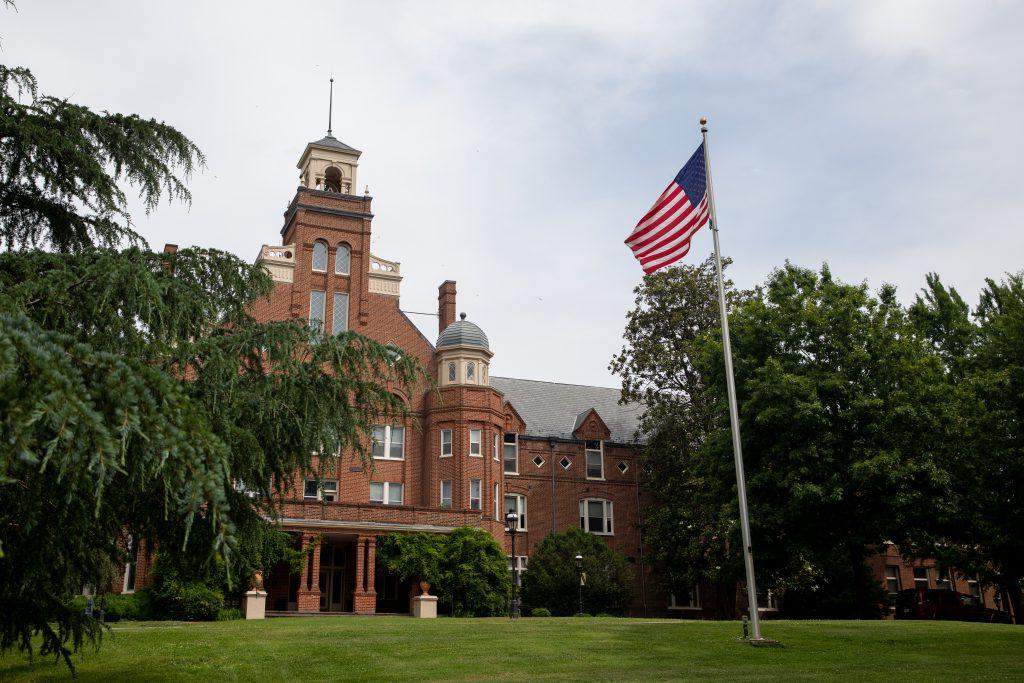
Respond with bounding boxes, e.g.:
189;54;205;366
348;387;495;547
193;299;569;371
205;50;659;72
625;143;710;274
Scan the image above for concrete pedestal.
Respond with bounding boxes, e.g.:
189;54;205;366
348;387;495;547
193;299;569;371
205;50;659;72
242;590;267;620
411;595;438;618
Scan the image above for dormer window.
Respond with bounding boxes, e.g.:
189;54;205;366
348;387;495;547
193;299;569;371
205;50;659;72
312;240;328;272
467;361;475;382
335;243;351;275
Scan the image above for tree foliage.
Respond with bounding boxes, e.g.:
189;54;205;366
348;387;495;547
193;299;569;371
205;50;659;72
377;528;510;616
614;261;958;617
0;64;426;668
521;528;633;616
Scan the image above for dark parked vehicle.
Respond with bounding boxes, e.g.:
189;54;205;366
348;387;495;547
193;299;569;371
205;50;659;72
895;588;1012;623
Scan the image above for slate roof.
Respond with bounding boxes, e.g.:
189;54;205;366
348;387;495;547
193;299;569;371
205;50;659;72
437;315;489;350
309;134;361;154
490;376;645;445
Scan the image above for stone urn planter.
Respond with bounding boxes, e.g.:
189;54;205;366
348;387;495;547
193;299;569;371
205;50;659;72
419;580;431;595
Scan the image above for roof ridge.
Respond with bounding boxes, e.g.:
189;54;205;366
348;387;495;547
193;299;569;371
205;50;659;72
490;375;623;392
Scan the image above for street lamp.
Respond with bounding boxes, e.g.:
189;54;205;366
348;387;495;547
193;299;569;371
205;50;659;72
506;511;521;620
575;553;584;617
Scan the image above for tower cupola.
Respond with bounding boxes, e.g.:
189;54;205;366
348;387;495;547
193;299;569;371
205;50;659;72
297;78;361;194
436;313;493;387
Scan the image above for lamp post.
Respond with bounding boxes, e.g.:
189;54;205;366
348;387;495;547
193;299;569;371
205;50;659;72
506;511;521;620
575;553;584;617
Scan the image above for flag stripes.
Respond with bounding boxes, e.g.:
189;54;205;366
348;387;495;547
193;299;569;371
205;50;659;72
625;143;710;274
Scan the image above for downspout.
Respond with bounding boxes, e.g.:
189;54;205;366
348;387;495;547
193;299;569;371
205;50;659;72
549;438;557;534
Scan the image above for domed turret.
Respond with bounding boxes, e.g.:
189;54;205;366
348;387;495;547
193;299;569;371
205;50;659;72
435;313;493;387
437;313;489;350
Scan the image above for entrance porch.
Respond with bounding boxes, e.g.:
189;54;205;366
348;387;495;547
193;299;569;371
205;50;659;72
265;532;415;615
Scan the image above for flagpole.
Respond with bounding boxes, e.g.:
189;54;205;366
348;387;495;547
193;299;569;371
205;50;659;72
700;116;764;642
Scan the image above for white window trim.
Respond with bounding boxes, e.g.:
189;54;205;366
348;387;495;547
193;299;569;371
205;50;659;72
469;478;482;510
335;243;351;276
312;240;328;273
493;433;499;461
309;290;326;333
370;481;404;505
440;429;453;458
331;292;349;335
372;425;406;460
440;479;453;509
304;479;339;502
504;433;519;476
505;494;527;531
580;498;614;535
585;440;604;480
669;587;701;610
507;555;529;573
493;482;500;519
469;429;482;457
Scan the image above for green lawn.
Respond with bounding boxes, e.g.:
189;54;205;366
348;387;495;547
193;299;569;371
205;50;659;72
1;617;1022;681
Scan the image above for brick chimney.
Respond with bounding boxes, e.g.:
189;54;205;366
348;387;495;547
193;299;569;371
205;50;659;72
438;280;457;334
163;243;178;254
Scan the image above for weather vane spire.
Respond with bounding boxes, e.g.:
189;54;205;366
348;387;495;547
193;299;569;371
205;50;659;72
327;76;334;136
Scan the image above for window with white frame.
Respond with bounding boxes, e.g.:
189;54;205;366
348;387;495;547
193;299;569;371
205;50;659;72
372;425;405;460
440;429;452;457
312;240;328;272
469;479;482;510
935;568;953;590
440;480;453;509
309;290;326;333
304;479;338;502
493;483;500;518
123;536;139;593
469;429;482;456
967;576;982;599
580;498;613;535
493;433;499;461
370;481;404;505
504;433;518;475
467;361;475;383
913;567;929;589
507;555;529;573
669;586;700;610
585;440;604;479
448;362;456;382
885;565;901;597
332;292;349;334
335;243;351;275
504;494;527;530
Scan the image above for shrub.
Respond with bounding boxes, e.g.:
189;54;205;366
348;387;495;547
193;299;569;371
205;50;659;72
156;581;223;621
531;607;551;617
521;528;633;616
67;591;156;622
378;527;510;617
215;608;243;621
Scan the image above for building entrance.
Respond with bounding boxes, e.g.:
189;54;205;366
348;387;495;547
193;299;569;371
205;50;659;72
318;541;354;612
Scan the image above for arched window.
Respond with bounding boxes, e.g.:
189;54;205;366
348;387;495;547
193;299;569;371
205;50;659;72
448;362;456;382
335;243;351;275
312;240;328;272
467;361;475;382
324;166;342;193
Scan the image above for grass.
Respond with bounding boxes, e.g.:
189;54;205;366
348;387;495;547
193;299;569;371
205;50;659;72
1;617;1022;681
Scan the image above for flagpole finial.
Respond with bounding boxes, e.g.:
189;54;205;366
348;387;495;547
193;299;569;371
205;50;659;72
700;116;708;132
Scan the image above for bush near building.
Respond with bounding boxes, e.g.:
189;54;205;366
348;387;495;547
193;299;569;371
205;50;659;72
377;527;511;617
521;528;633;616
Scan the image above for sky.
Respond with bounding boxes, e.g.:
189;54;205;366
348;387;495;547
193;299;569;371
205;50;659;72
5;1;1023;387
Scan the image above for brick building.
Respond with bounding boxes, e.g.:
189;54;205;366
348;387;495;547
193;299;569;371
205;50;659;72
117;130;1014;622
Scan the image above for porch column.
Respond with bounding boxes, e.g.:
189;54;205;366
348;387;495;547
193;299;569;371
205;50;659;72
353;534;377;614
296;532;322;612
